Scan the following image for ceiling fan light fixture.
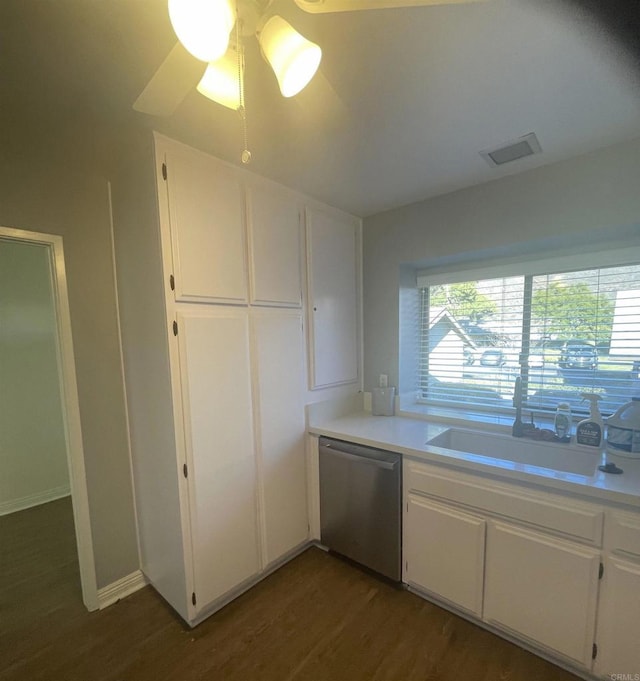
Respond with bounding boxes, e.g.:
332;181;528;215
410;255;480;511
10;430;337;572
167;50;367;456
196;51;241;109
259;15;322;97
168;0;236;63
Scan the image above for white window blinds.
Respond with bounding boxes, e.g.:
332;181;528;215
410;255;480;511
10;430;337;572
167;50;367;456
419;260;640;416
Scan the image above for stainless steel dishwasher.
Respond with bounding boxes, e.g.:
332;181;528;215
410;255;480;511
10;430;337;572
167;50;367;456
319;437;402;582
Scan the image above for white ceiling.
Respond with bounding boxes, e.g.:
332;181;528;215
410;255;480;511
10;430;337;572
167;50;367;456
1;0;639;217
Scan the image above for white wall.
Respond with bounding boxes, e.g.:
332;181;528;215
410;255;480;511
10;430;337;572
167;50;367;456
0;239;70;514
363;137;640;392
0;145;139;588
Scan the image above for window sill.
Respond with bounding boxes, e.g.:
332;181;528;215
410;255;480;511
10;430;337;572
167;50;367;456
397;393;556;434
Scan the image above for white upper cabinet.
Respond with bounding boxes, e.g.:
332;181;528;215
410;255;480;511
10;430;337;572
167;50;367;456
162;142;248;304
247;183;302;307
306;207;359;389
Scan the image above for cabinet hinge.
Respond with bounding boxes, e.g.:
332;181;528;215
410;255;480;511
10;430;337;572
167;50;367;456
173;320;178;336
169;274;175;291
406;501;409;513
592;643;598;660
405;560;409;572
183;463;188;478
162;162;167;180
599;562;604;579
192;592;196;606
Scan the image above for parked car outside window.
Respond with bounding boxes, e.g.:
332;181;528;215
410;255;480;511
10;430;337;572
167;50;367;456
480;349;507;367
558;341;598;370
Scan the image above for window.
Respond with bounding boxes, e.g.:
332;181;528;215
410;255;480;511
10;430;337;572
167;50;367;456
418;255;640;417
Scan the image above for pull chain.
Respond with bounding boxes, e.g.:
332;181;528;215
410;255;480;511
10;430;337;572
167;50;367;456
236;12;251;164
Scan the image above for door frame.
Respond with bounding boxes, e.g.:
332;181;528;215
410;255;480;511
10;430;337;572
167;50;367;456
0;225;99;611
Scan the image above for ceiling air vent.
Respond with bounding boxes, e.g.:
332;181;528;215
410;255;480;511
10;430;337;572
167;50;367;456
480;132;542;167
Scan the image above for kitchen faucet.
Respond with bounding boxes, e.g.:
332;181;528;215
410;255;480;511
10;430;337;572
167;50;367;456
512;375;525;437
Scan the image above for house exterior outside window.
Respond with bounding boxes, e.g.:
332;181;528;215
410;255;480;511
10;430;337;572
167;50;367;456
417;255;640;417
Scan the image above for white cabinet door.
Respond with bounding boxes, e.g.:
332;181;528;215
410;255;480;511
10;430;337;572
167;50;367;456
176;308;259;613
594;556;640;678
247;184;302;307
405;494;485;616
164;145;247;304
306;207;358;389
252;310;308;566
484;521;600;669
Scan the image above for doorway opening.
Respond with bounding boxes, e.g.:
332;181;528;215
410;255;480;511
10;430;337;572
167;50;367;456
0;225;98;611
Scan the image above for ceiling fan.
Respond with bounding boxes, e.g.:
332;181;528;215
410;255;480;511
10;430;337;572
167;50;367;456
133;0;480;162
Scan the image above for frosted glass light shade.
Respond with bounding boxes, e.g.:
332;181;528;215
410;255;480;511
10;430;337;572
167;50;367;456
196;52;240;109
168;0;236;63
259;15;322;97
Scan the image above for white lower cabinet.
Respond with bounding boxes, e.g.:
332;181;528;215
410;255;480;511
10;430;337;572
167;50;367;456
402;459;616;676
405;494;485;616
594;556;640;678
484;520;601;669
251;309;308;566
177;308;261;612
172;306;309;621
594;510;640;679
595;557;640;679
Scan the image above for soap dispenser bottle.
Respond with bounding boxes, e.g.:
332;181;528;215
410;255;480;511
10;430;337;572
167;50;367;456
576;393;603;447
554;403;572;441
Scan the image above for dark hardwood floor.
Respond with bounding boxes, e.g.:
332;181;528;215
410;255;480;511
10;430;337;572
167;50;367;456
1;498;581;681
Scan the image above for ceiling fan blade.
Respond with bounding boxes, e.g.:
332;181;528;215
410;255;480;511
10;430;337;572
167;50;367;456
133;42;206;117
294;0;482;12
295;68;349;131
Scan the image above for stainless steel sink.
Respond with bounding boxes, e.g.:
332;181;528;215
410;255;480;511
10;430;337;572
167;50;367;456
426;427;600;477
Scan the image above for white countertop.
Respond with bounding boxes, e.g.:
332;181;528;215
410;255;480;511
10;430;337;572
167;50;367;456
308;410;640;509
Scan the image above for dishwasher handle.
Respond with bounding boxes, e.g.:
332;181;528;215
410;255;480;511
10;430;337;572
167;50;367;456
319;443;398;470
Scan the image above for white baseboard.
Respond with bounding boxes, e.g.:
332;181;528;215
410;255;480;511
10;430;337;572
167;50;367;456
98;570;148;609
0;486;71;516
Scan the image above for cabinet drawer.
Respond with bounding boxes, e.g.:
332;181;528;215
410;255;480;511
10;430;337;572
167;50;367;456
406;461;603;545
606;511;640;557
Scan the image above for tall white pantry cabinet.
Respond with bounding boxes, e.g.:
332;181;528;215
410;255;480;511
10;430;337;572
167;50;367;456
112;133;361;625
